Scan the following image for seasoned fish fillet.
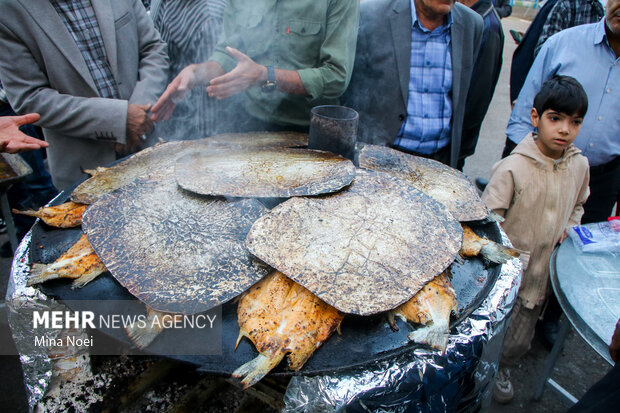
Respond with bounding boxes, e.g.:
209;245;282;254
125;305;183;349
460;224;520;264
388;271;458;353
13;201;87;228
233;271;344;388
28;233;106;288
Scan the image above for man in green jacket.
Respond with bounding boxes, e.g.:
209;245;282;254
152;0;359;132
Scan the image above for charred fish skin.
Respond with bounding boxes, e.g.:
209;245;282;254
27;233;106;288
358;144;490;221
233;271;343;389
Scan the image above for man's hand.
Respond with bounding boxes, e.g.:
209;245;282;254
0;113;48;153
206;47;267;99
116;103;152;156
610;319;620;363
151;65;199;122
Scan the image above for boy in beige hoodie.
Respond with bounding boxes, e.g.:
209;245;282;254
482;76;590;403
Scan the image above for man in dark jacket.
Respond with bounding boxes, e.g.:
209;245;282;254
457;0;504;170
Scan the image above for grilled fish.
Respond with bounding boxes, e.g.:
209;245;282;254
233;271;344;388
13;201;87;228
388;271;457;353
460;224;520;264
125;305;183;349
28;233;106;288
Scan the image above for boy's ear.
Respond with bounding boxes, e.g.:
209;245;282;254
530;108;540;128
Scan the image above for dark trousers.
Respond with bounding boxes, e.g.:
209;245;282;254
581;156;620;224
567;362;620;413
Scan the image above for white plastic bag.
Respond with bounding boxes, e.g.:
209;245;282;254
569;220;620;253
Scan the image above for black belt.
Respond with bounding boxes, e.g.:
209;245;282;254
590;156;620;175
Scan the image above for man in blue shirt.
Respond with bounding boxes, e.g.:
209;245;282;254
506;0;620;223
343;0;483;168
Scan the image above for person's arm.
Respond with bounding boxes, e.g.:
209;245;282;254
561;160;590;241
0;1;167;146
534;1;568;57
0;113;48;153
506;36;559;145
481;161;515;217
610;319;620;363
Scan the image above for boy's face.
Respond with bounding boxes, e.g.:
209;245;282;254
530;108;583;159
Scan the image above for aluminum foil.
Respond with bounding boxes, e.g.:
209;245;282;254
7;226;95;411
283;230;522;412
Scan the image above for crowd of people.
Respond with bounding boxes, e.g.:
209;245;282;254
0;0;617;408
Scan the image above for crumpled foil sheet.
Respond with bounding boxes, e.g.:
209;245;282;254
7;229;56;409
283;229;522;412
7;227;95;411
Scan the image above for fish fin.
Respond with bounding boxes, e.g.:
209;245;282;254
71;270;103;289
387;311;399;331
454;254;465;265
408;319;450;354
232;352;285;389
81;166;107;176
480;241;520;264
125;320;164;349
234;330;246;351
487;211;505;223
27;264;56;286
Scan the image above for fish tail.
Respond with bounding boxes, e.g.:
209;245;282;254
70;269;104;289
408;319;450;354
480;242;520;264
11;208;38;218
125;320;164;349
27;264;56;286
232;352;285;389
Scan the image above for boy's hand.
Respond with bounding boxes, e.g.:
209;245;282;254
559;229;569;243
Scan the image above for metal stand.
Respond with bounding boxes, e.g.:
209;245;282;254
533;314;578;405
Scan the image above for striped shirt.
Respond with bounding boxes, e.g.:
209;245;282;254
50;0;120;99
394;0;453;155
151;0;226;138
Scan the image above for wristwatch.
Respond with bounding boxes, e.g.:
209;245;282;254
262;66;276;92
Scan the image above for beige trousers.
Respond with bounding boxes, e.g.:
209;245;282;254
500;298;544;366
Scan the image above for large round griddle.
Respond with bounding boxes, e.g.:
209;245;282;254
175;148;356;198
246;170;463;315
81;172;270;314
33;188;502;374
359;145;490;221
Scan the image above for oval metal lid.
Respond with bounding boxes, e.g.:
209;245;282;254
359;145;489;221
246;169;463;315
175;148;356;198
82;172;270;314
70;131;309;204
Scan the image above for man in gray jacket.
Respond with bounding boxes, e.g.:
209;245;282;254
0;0;168;189
343;0;483;168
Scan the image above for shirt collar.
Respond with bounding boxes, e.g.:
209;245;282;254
410;0;453;32
594;17;607;46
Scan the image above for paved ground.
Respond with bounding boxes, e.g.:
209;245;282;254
0;13;614;413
